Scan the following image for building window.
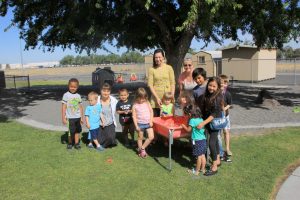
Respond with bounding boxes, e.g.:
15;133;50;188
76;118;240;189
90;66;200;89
198;56;205;64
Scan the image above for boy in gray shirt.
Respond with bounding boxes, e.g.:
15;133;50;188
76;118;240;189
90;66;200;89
62;78;83;150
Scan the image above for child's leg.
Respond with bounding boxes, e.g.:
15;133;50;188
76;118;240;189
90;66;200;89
129;123;135;143
217;130;224;158
137;131;144;150
200;155;206;172
224;129;231;155
141;128;154;149
122;125;129;145
195;155;201;174
74;133;80;144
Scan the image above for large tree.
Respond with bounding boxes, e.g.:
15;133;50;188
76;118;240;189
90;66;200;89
1;0;299;79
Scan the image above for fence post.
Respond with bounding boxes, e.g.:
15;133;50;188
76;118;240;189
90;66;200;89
251;59;253;85
13;75;16;89
27;75;30;89
294;58;297;86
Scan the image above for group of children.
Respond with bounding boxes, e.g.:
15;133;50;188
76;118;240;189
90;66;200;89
61;70;232;176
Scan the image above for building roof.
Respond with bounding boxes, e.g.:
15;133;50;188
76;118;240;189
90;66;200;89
222;44;257;51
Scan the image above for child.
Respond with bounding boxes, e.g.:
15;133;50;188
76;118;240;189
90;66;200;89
192;67;207;102
132;87;154;158
85;91;105;151
61;78;83;150
196;77;224;176
178;91;193;116
160;92;175;117
97;83;118;148
181;106;206;175
116;88;135;147
219;74;233;160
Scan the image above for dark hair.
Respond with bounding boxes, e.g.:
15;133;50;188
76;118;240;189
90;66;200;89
192;68;207;80
153;48;165;67
68;78;79;85
201;77;223;111
101;83;111;91
183;105;202;118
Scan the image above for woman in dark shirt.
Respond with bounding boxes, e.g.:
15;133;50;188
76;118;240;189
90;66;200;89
196;77;224;176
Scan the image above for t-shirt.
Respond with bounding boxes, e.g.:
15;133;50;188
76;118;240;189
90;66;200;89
134;102;151;124
85;104;102;130
223;89;232;116
193;83;207;102
189;118;206;141
116;99;133;125
62;91;82;119
161;103;173;115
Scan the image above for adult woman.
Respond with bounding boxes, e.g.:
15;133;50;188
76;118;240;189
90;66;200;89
178;58;197;95
148;49;175;117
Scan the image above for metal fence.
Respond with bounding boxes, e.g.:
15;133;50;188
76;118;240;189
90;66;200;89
5;75;30;89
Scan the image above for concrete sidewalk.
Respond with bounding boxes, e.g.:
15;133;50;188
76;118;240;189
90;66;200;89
276;167;300;200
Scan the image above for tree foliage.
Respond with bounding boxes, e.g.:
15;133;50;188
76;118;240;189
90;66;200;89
277;46;300;59
1;0;299;79
59;51;144;65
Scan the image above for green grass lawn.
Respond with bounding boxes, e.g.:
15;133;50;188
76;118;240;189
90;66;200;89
1;120;300;200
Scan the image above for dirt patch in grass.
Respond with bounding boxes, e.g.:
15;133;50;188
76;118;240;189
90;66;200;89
270;159;300;200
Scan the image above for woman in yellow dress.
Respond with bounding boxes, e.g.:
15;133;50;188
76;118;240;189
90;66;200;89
148;49;175;117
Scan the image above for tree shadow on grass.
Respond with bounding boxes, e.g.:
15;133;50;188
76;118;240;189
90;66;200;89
0;114;9;123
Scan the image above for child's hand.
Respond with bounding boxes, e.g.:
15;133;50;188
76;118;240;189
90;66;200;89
80;118;84;125
86;124;90;129
62;118;67;125
197;122;204;129
181;124;187;129
136;127;141;132
150;122;153;127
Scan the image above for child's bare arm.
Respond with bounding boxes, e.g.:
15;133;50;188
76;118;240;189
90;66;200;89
132;105;140;131
224;104;231;111
79;104;84;124
85;116;90;129
181;124;192;132
61;103;67;125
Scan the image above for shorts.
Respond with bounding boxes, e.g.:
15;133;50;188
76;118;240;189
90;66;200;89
137;123;151;132
68;118;82;135
192;139;206;157
90;128;99;140
224;115;231;130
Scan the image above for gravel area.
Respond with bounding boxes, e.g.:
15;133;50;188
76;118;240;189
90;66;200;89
1;83;300;134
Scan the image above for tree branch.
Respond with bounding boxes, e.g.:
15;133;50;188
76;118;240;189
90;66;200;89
132;0;174;49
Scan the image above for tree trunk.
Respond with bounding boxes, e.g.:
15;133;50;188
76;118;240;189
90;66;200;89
164;34;194;93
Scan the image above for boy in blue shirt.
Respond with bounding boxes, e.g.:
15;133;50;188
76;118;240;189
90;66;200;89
85;91;104;151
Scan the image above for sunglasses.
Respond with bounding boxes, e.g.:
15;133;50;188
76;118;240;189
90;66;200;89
184;64;192;67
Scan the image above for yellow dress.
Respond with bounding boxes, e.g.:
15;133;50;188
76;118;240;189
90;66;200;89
148;63;175;108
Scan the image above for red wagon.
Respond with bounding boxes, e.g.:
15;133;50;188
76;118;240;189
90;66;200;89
152;116;190;170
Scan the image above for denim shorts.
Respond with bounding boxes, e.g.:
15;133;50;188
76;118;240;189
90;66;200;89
137;123;151;131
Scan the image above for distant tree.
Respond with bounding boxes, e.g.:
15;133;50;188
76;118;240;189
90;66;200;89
1;1;299;80
60;55;74;66
294;48;300;58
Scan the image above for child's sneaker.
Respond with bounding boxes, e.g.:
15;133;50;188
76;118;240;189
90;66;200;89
87;143;94;149
66;144;73;149
96;145;105;152
138;149;147;158
74;144;81;150
227;150;233;156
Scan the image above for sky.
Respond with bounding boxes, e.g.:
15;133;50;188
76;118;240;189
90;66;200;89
0;8;299;64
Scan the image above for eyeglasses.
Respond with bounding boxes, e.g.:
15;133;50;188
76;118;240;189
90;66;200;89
184;64;192;67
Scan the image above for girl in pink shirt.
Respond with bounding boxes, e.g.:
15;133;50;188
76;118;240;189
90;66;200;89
132;88;154;158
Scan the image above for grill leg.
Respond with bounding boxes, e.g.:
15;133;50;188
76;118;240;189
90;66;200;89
168;129;174;171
